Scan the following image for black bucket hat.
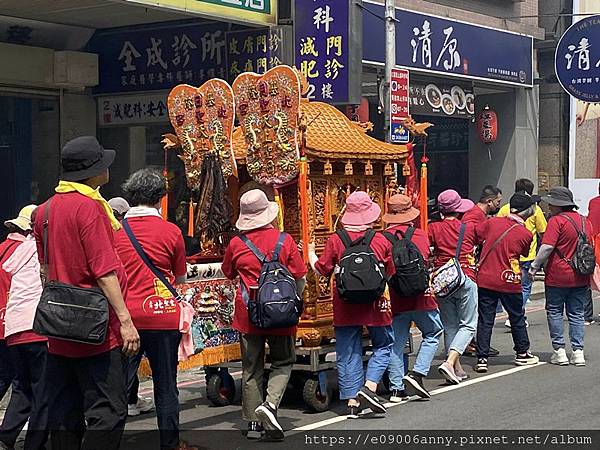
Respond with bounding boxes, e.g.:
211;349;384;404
60;136;116;182
510;191;537;213
542;186;578;209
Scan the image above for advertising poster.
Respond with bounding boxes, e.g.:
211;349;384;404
567;0;600;213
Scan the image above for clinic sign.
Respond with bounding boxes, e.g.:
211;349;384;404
555;14;600;102
390;68;410;144
121;0;277;25
294;0;362;104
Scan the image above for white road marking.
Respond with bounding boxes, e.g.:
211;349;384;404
293;363;547;432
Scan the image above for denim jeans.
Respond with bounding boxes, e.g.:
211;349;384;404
477;289;530;357
438;277;478;355
127;330;181;450
335;325;394;400
388;310;443;391
520;261;533;306
584;287;594;322
545;286;586;351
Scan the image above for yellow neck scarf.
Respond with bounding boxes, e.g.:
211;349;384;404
55;180;121;231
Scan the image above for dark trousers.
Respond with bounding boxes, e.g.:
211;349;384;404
477;288;530;357
128;365;140;405
127;330;181;450
584;288;594;322
0;342;48;450
47;348;127;450
0;341;15;400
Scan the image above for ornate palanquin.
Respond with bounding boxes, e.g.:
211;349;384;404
231;99;410;346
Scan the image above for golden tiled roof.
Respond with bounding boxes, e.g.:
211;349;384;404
232;100;409;162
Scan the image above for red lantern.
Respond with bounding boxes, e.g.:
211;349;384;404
477;105;498;144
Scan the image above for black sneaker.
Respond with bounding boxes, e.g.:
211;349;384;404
474;358;488;373
357;386;387;414
347;405;360;419
489;346;500;357
402;372;430;399
389;389;409;403
514;352;539;366
255;402;284;440
245;421;264;440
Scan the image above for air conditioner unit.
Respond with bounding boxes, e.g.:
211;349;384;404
54;51;98;88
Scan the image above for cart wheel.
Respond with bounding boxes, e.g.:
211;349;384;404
302;378;332;412
206;373;236;406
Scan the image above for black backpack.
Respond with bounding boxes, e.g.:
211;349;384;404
335;229;387;304
557;214;596;276
239;233;303;329
383;227;429;297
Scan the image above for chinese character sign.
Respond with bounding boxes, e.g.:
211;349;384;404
390;68;410;144
295;0;354;103
555;14;600;102
225;28;284;80
363;5;533;87
98;94;169;125
89;22;230;94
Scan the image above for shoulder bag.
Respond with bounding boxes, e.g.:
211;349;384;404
33;198;110;345
431;223;467;298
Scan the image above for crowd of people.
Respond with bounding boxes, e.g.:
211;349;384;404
0;135;596;447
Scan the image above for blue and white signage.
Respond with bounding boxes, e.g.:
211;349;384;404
363;2;534;87
556;14;600;102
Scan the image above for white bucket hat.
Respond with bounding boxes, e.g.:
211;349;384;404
235;189;279;231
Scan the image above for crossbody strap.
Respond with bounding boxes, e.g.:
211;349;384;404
454;223;467;260
41;197;53;283
478;224;520;267
122;218;179;299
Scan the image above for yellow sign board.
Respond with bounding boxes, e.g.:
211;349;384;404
123;0;278;26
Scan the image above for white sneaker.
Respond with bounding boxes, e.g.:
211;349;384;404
570;349;586;366
504;319;511;329
128;396;155;417
550;348;569;366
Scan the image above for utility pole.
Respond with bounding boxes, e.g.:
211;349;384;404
384;0;395;143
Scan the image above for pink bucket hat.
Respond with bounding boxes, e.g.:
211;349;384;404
437;189;474;214
341;191;382;226
236;189;279;231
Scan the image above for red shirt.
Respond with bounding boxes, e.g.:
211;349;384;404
34;193;126;358
222;228;307;336
588;196;600;237
462;205;487;226
476;216;533;293
114;216;186;331
6;330;47;346
384;225;437;314
315;230;393;327
0;238;23;340
542;211;594;288
428;219;478;281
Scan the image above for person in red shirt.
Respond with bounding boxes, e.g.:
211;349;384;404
530;186;593;367
382;195;443;400
428;190;478;382
474;192;540;373
33;136;139;450
114;169;189;450
222;189;306;441
586;182;600;239
307;191;393;419
461;185;503;226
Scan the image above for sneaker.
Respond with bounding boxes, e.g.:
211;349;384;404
246;421;264;440
570;349;586;366
504;319;511;329
438;362;460;385
489;346;500;357
389;389;409;403
347;405;360;419
127;396;155;417
584;320;595;326
515;352;539;366
255;402;284;440
550;348;569;366
455;368;469;381
464;342;477;357
473;358;488;373
357;386;386;414
402;372;430;399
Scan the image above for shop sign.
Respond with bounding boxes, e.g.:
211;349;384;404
225;27;284;79
362;2;533;87
410;82;474;118
390;68;410;144
294;0;362;104
121;0;277;26
555;14;600;102
98;93;169;126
